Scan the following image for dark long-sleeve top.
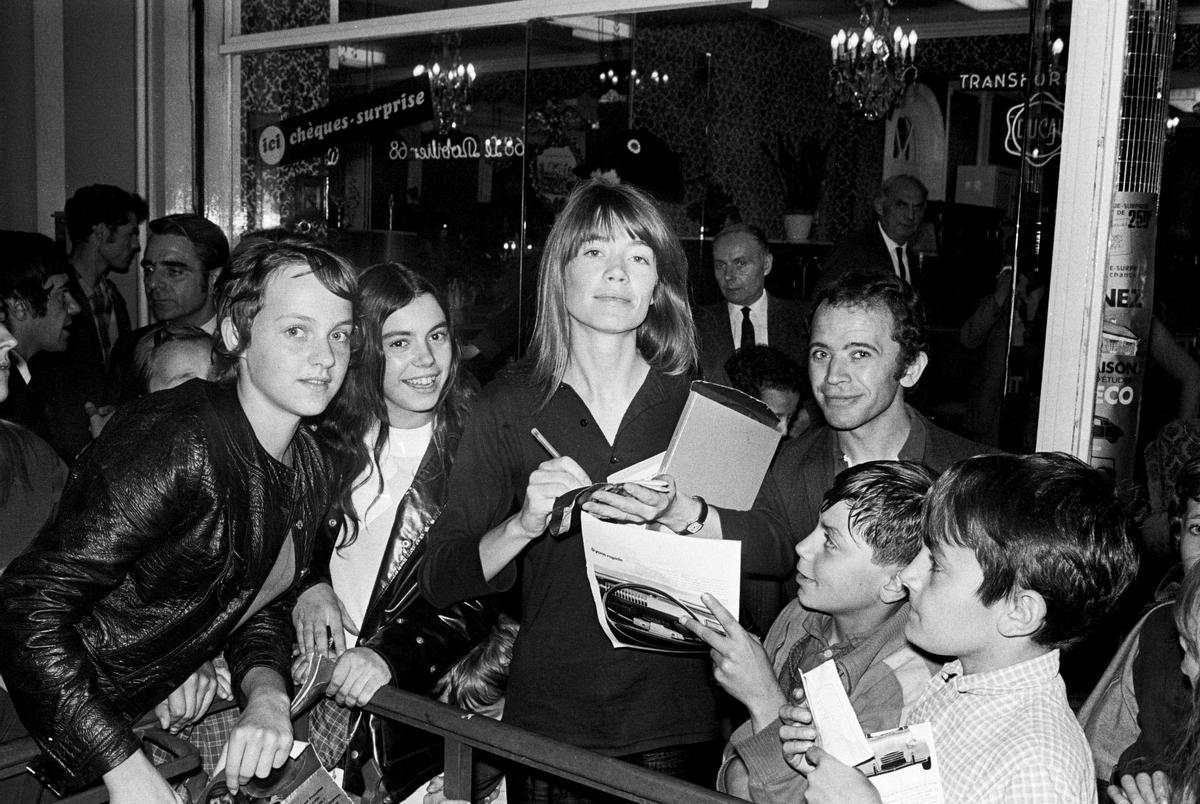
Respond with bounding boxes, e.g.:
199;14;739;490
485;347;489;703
420;367;720;755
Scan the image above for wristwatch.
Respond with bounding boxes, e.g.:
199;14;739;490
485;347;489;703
681;495;709;534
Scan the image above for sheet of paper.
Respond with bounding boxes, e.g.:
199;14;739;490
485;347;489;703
800;659;873;767
580;512;740;652
865;722;947;804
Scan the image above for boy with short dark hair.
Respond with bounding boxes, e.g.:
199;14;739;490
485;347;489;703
683;460;940;803
784;452;1139;804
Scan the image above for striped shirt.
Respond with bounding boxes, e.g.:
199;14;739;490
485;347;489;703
905;650;1097;804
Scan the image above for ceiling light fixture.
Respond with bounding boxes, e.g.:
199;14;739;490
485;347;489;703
412;33;476;136
829;0;919;121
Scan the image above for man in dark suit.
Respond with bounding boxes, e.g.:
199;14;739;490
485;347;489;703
816;174;928;297
695;223;807;385
0;232;82;442
34;185;146;457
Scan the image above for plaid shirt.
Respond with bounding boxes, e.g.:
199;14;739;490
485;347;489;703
905;650;1096;804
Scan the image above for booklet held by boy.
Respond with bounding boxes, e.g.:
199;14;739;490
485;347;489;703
800;659;947;804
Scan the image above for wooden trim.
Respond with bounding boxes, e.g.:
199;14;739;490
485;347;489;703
217;0;735;55
1036;0;1129;455
202;2;239;238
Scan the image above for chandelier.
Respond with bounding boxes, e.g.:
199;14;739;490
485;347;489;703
829;0;918;121
412;33;476;135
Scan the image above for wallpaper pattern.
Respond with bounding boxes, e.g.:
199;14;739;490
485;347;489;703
238;0;330;231
631;19;1034;240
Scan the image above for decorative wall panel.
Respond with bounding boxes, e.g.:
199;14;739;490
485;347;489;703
239;0;331;232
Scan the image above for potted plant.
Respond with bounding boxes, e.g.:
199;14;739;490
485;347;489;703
762;132;831;241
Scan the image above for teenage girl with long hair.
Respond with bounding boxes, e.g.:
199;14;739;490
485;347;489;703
295;263;495;800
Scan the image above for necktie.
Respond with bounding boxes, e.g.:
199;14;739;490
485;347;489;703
740;306;755;350
895;246;910;285
91;282;113;363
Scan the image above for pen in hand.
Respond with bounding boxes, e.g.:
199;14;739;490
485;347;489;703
531;427;562;459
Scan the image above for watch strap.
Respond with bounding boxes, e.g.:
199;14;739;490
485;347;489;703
683;495;708;534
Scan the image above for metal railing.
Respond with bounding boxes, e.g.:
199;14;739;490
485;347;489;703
0;688;741;802
364;685;739;803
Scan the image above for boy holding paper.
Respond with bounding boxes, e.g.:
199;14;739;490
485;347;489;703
682;460;940;802
783;452;1139;804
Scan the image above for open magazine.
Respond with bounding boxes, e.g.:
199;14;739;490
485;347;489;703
579;512;741;653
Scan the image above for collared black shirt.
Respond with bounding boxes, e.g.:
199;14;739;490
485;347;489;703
422;367;719;754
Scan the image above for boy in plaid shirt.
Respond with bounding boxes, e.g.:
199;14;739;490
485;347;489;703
782;452;1138;804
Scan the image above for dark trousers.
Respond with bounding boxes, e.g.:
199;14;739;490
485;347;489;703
507;741;719;804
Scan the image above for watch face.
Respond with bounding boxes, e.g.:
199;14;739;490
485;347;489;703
684;521;703;534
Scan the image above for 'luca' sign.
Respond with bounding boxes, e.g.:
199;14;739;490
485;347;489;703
1004;91;1065;167
256;76;433;167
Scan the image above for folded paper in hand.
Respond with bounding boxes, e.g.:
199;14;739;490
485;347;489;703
800;659;874;767
799;659;947;803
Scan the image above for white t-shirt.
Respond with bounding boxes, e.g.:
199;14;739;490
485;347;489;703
329;422;433;647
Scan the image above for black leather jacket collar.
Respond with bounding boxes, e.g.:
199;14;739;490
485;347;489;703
315;406;499;799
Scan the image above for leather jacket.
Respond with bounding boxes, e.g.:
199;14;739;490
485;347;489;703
309;408;498;800
0;380;328;791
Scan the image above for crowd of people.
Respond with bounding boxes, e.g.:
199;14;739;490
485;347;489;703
0;176;1194;804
